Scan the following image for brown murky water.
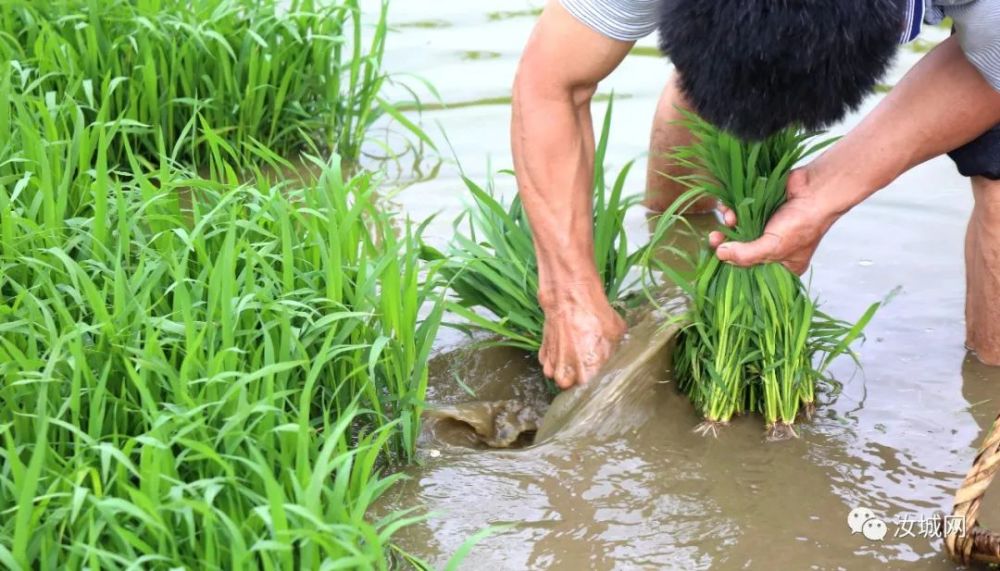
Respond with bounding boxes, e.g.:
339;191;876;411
369;2;1000;568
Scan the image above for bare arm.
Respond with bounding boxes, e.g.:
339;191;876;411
512;1;633;388
816;36;1000;211
715;37;1000;272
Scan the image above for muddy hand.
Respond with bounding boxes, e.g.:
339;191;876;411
538;286;626;390
708;169;843;275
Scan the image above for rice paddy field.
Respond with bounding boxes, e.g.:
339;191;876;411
3;0;1000;570
0;1;441;568
375;3;1000;570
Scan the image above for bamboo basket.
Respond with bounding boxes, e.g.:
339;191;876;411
944;413;1000;565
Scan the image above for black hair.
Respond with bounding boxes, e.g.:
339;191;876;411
658;0;905;140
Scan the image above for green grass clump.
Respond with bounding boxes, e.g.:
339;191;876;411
0;0;396;167
0;70;441;568
427;98;646;351
649;117;879;436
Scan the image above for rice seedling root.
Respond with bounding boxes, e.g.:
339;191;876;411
765;423;800;442
694;420;729;438
801;401;817;421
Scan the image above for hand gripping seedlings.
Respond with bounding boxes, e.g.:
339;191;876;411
429;96;647;352
648;116;881;439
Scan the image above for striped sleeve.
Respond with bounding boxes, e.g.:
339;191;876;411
899;0;925;44
944;0;1000;91
559;0;660;42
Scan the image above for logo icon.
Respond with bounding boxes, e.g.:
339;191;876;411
848;506;887;542
848;507;876;534
862;517;888;541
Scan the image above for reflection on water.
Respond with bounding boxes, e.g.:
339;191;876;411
373;1;1000;568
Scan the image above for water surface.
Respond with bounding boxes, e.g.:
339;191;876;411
369;3;1000;568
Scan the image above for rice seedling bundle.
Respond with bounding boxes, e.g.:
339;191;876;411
427;98;645;351
0;0;397;167
650;117;879;437
0;71;442;568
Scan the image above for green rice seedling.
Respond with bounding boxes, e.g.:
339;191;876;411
0;74;442;568
647;116;879;437
428;97;646;351
0;0;422;168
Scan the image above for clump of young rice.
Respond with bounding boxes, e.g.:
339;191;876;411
431;97;647;351
0;67;443;568
0;0;418;167
649;116;879;438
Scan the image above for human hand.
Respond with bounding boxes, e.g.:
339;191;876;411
538;283;626;389
708;168;848;275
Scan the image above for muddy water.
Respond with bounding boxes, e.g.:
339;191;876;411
369;2;1000;568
